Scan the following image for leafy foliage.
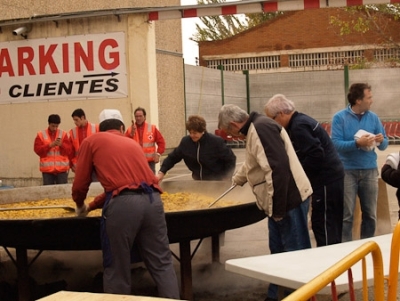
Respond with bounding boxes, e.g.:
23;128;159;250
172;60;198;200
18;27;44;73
329;4;400;48
191;0;282;42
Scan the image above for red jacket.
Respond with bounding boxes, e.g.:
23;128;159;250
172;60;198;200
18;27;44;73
125;121;165;162
69;122;99;169
34;128;72;174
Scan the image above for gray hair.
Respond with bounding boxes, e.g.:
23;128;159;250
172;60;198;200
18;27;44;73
264;94;295;117
218;104;249;130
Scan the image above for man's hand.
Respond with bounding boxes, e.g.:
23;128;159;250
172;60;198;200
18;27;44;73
130;120;136;137
375;133;384;144
157;171;165;182
357;134;375;147
154;152;161;163
76;204;89;217
50;138;62;148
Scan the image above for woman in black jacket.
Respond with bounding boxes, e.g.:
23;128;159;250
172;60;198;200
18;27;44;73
381;152;400;219
158;115;236;181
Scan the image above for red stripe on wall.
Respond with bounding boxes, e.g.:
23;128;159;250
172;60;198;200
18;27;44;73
263;2;278;12
222;5;237;15
391;0;400;3
347;0;364;6
148;11;159;21
304;0;321;9
183;9;198;18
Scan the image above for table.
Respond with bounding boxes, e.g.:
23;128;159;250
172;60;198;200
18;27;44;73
225;234;392;295
36;290;184;301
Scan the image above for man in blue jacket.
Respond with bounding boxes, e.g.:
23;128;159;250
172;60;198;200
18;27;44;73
331;83;388;242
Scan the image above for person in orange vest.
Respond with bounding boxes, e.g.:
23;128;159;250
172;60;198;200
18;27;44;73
34;114;72;185
125;107;165;174
69;108;99;172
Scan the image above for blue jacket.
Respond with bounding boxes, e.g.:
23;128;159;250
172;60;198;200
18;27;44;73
331;106;388;170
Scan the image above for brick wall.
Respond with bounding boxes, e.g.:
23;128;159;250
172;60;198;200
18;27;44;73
198;7;400;66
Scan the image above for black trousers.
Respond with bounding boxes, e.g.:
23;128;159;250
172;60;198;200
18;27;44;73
311;177;344;247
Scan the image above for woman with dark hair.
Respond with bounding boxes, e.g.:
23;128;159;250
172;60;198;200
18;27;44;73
158;115;236;181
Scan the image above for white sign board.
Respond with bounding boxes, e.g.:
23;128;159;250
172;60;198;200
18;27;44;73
0;32;128;104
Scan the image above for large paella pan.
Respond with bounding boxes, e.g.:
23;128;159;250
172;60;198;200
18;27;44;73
0;181;266;300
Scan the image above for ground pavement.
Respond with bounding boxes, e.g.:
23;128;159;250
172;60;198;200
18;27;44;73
1;146;400;301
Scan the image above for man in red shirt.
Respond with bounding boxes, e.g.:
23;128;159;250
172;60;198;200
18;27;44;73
71;109;179;299
34;114;72;185
69;108;99;172
125;107;165;173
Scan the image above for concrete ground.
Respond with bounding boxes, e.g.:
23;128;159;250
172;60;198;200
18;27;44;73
1;145;400;300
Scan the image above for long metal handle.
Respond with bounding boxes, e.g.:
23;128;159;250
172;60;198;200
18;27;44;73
208;184;237;208
0;205;76;212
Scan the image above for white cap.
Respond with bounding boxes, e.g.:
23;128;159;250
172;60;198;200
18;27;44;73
386;152;400;169
99;109;124;123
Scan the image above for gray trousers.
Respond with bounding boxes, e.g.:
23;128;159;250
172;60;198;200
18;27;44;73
102;192;179;299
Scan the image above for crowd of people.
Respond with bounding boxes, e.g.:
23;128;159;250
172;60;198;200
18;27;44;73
218;82;390;301
33;82;398;300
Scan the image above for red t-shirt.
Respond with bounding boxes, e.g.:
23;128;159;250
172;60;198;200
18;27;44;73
72;129;162;210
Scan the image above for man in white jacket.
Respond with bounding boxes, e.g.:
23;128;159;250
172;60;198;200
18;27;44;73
218;104;313;301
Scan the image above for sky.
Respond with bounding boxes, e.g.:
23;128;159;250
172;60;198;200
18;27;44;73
180;0;200;65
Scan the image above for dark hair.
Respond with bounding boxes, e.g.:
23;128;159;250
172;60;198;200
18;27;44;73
99;119;125;132
347;83;371;106
186;115;207;132
134;107;146;117
71;108;85;118
48;114;61;124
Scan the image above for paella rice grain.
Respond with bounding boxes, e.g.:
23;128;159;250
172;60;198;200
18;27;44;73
0;192;237;219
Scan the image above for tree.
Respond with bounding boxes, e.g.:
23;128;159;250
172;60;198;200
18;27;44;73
191;0;282;42
329;4;400;49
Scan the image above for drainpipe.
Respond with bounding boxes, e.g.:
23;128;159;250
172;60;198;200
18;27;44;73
344;64;349;107
242;70;250;113
183;59;187;123
217;65;224;105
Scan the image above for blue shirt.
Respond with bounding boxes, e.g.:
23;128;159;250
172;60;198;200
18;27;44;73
331;105;388;170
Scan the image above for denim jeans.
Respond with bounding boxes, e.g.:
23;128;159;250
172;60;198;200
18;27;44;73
342;169;378;242
267;198;311;300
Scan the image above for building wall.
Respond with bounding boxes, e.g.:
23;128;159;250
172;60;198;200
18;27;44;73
0;1;185;187
198;7;400;67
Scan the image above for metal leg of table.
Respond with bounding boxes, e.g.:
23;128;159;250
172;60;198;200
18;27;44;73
179;240;193;300
16;247;30;301
211;234;220;262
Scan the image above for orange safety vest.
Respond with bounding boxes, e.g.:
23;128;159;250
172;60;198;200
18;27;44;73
70;123;98;166
127;122;157;162
38;129;70;174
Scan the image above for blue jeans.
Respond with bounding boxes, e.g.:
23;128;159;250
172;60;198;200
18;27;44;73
267;198;311;299
342;169;378;242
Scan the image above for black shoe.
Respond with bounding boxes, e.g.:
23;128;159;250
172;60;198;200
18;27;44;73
264;298;278;301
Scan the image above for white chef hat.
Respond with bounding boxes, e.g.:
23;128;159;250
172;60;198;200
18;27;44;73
99;109;124;123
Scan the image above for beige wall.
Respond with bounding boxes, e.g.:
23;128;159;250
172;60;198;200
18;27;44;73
0;1;185;187
0;1;166;19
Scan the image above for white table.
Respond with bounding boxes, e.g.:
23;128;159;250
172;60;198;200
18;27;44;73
225;234;392;294
36;290;185;301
